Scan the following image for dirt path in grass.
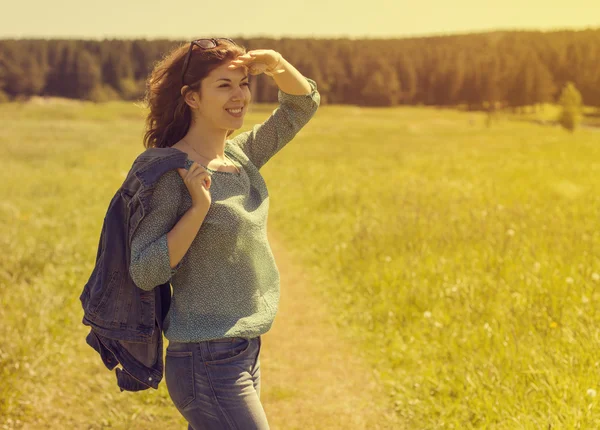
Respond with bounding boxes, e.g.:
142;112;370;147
260;227;402;429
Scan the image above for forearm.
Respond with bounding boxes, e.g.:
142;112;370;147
166;206;208;269
270;56;312;96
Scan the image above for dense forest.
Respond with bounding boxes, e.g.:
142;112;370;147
0;29;599;111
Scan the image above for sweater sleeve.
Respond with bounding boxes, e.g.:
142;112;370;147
228;77;320;170
129;170;184;291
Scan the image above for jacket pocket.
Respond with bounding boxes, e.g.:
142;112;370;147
85;189;129;318
88;269;122;315
165;350;196;410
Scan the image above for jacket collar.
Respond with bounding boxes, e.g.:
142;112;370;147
134;147;188;188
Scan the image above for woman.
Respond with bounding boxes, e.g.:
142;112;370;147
129;38;320;429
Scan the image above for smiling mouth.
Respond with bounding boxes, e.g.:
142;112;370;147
225;106;244;117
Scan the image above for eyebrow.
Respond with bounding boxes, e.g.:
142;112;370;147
217;75;249;82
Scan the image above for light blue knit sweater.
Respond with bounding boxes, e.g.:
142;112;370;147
129;77;320;342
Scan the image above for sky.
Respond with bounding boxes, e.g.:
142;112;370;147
3;0;599;40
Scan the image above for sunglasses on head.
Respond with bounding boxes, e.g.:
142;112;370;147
181;38;239;86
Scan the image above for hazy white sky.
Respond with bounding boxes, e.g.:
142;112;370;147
3;0;599;40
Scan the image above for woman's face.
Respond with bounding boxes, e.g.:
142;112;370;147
187;60;251;131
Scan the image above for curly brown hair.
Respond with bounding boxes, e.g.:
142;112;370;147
141;39;247;149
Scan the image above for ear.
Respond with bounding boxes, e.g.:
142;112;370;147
182;90;199;110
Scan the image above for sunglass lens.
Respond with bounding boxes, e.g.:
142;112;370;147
196;39;217;49
216;38;237;46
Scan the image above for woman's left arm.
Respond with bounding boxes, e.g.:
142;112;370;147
226;51;320;170
228;50;312;95
268;56;312;95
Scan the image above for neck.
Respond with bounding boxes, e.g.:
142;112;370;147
182;121;229;159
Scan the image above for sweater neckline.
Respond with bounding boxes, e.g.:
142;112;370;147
175;145;242;177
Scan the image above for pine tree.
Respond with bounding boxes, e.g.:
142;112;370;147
557;81;583;133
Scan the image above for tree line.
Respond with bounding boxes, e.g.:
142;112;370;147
0;29;599;110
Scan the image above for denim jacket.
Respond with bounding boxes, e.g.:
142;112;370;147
79;147;189;392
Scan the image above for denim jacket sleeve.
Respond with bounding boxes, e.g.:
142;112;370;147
228;77;320;170
129;170;184;291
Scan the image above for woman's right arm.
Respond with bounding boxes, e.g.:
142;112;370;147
165;204;207;269
129;170;208;291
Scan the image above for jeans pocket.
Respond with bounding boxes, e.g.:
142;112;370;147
165;350;196;410
205;337;251;364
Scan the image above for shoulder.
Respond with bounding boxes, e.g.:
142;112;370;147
225;139;249;162
150;168;184;204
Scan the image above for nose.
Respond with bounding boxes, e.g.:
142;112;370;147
232;86;246;100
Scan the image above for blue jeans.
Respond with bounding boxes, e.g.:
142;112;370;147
165;335;269;429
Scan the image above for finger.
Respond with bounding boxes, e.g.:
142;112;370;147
249;63;269;75
191;170;209;182
184;162;203;179
232;53;252;61
229;58;250;66
248;49;268;56
228;64;251;73
228;59;248;69
189;165;206;176
233;51;263;63
190;165;211;178
191;170;211;188
188;162;198;173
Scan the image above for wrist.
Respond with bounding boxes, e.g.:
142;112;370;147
189;204;209;218
264;53;286;76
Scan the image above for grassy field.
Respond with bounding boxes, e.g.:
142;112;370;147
1;98;599;429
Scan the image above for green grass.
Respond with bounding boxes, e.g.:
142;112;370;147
1;99;599;429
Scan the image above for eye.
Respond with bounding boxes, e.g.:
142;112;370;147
220;82;251;88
